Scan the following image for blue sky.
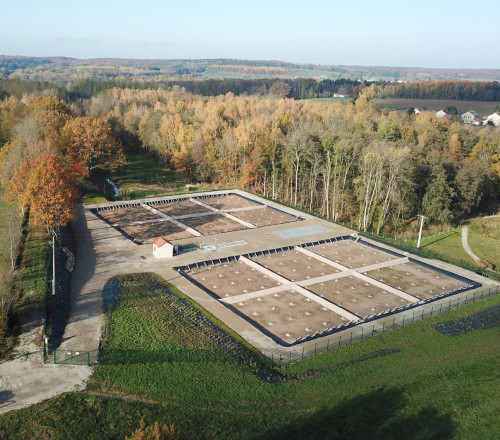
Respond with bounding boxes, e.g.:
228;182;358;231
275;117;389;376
1;0;498;68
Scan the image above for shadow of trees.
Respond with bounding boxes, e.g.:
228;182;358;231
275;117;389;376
258;387;456;440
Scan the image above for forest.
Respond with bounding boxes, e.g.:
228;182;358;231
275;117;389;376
1;82;499;234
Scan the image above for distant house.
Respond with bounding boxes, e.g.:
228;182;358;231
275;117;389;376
485;112;500;126
436;110;450;118
153;237;176;258
461;111;480;125
414;108;426;114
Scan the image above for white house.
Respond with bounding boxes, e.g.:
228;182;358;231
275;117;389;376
153;237;175;258
461;111;479;124
485;112;500;127
436;110;449;118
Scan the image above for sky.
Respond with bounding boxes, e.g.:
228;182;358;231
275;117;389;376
1;0;499;69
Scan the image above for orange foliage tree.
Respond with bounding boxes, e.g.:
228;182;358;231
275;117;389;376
61;116;126;177
6;154;80;231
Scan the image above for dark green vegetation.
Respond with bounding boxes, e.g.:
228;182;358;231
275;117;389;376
432;304;500;336
1;273;499;439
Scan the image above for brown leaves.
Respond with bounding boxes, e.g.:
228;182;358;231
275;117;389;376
61;116;126;177
6;154;80;231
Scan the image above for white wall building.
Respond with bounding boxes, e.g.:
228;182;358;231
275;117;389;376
153;237;175;258
485;112;500;126
461;111;479;124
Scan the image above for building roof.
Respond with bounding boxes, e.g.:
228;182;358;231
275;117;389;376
153;237;170;247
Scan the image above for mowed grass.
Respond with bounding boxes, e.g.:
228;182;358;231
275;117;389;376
1;273;499;439
468;216;500;269
420;229;474;265
82;152;190;204
112;152;188;197
375;98;500;115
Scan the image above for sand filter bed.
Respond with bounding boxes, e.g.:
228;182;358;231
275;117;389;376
364;262;470;300
231;289;347;345
308;241;398;269
186;260;282;298
230;208;296;227
252;250;340;282
306;276;411;318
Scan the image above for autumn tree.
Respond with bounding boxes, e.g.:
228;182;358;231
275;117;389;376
126;419;178;440
6;154;80;231
61;116;125;177
448;133;465;162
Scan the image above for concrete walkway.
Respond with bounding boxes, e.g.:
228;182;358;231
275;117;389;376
461;226;481;262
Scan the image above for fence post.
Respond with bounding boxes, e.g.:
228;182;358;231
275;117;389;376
87;351;90;366
402;315;405;325
302;346;304;359
431;305;434;316
393;318;396;329
315;343;317;355
361;328;364;338
338;335;341;347
412;312;415;323
327;339;330;351
474;291;476;301
54;350;56;364
350;332;352;343
372;325;374;336
422;309;424;319
382;322;385;332
289;351;292;363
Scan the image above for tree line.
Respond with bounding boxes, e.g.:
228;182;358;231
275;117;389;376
86;85;499;231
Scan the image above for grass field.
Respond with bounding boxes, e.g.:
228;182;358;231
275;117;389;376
83;152;189;204
468;216;500;269
375;98;500;115
1;273;499;439
420;229;473;264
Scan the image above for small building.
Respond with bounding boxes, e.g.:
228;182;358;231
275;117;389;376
485;112;500;126
414;108;426;114
153;237;176;258
436;109;449;118
461;111;479;125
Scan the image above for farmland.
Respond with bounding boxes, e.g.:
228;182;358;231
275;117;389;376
1;273;499;439
375;98;500;115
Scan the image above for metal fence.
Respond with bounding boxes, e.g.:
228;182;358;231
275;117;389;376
54;349;91;366
262;284;500;366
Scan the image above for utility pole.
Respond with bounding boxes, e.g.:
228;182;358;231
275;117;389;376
51;229;57;296
416;215;427;248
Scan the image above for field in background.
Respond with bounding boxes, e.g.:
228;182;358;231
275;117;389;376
375;98;500;115
1;273;499;439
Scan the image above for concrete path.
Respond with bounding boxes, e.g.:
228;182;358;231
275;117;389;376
461;226;480;262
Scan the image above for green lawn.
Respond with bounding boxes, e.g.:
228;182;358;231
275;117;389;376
468;217;500;269
112;152;188;198
305;97;351;104
1;273;499;439
82;152;191;204
420;229;474;265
